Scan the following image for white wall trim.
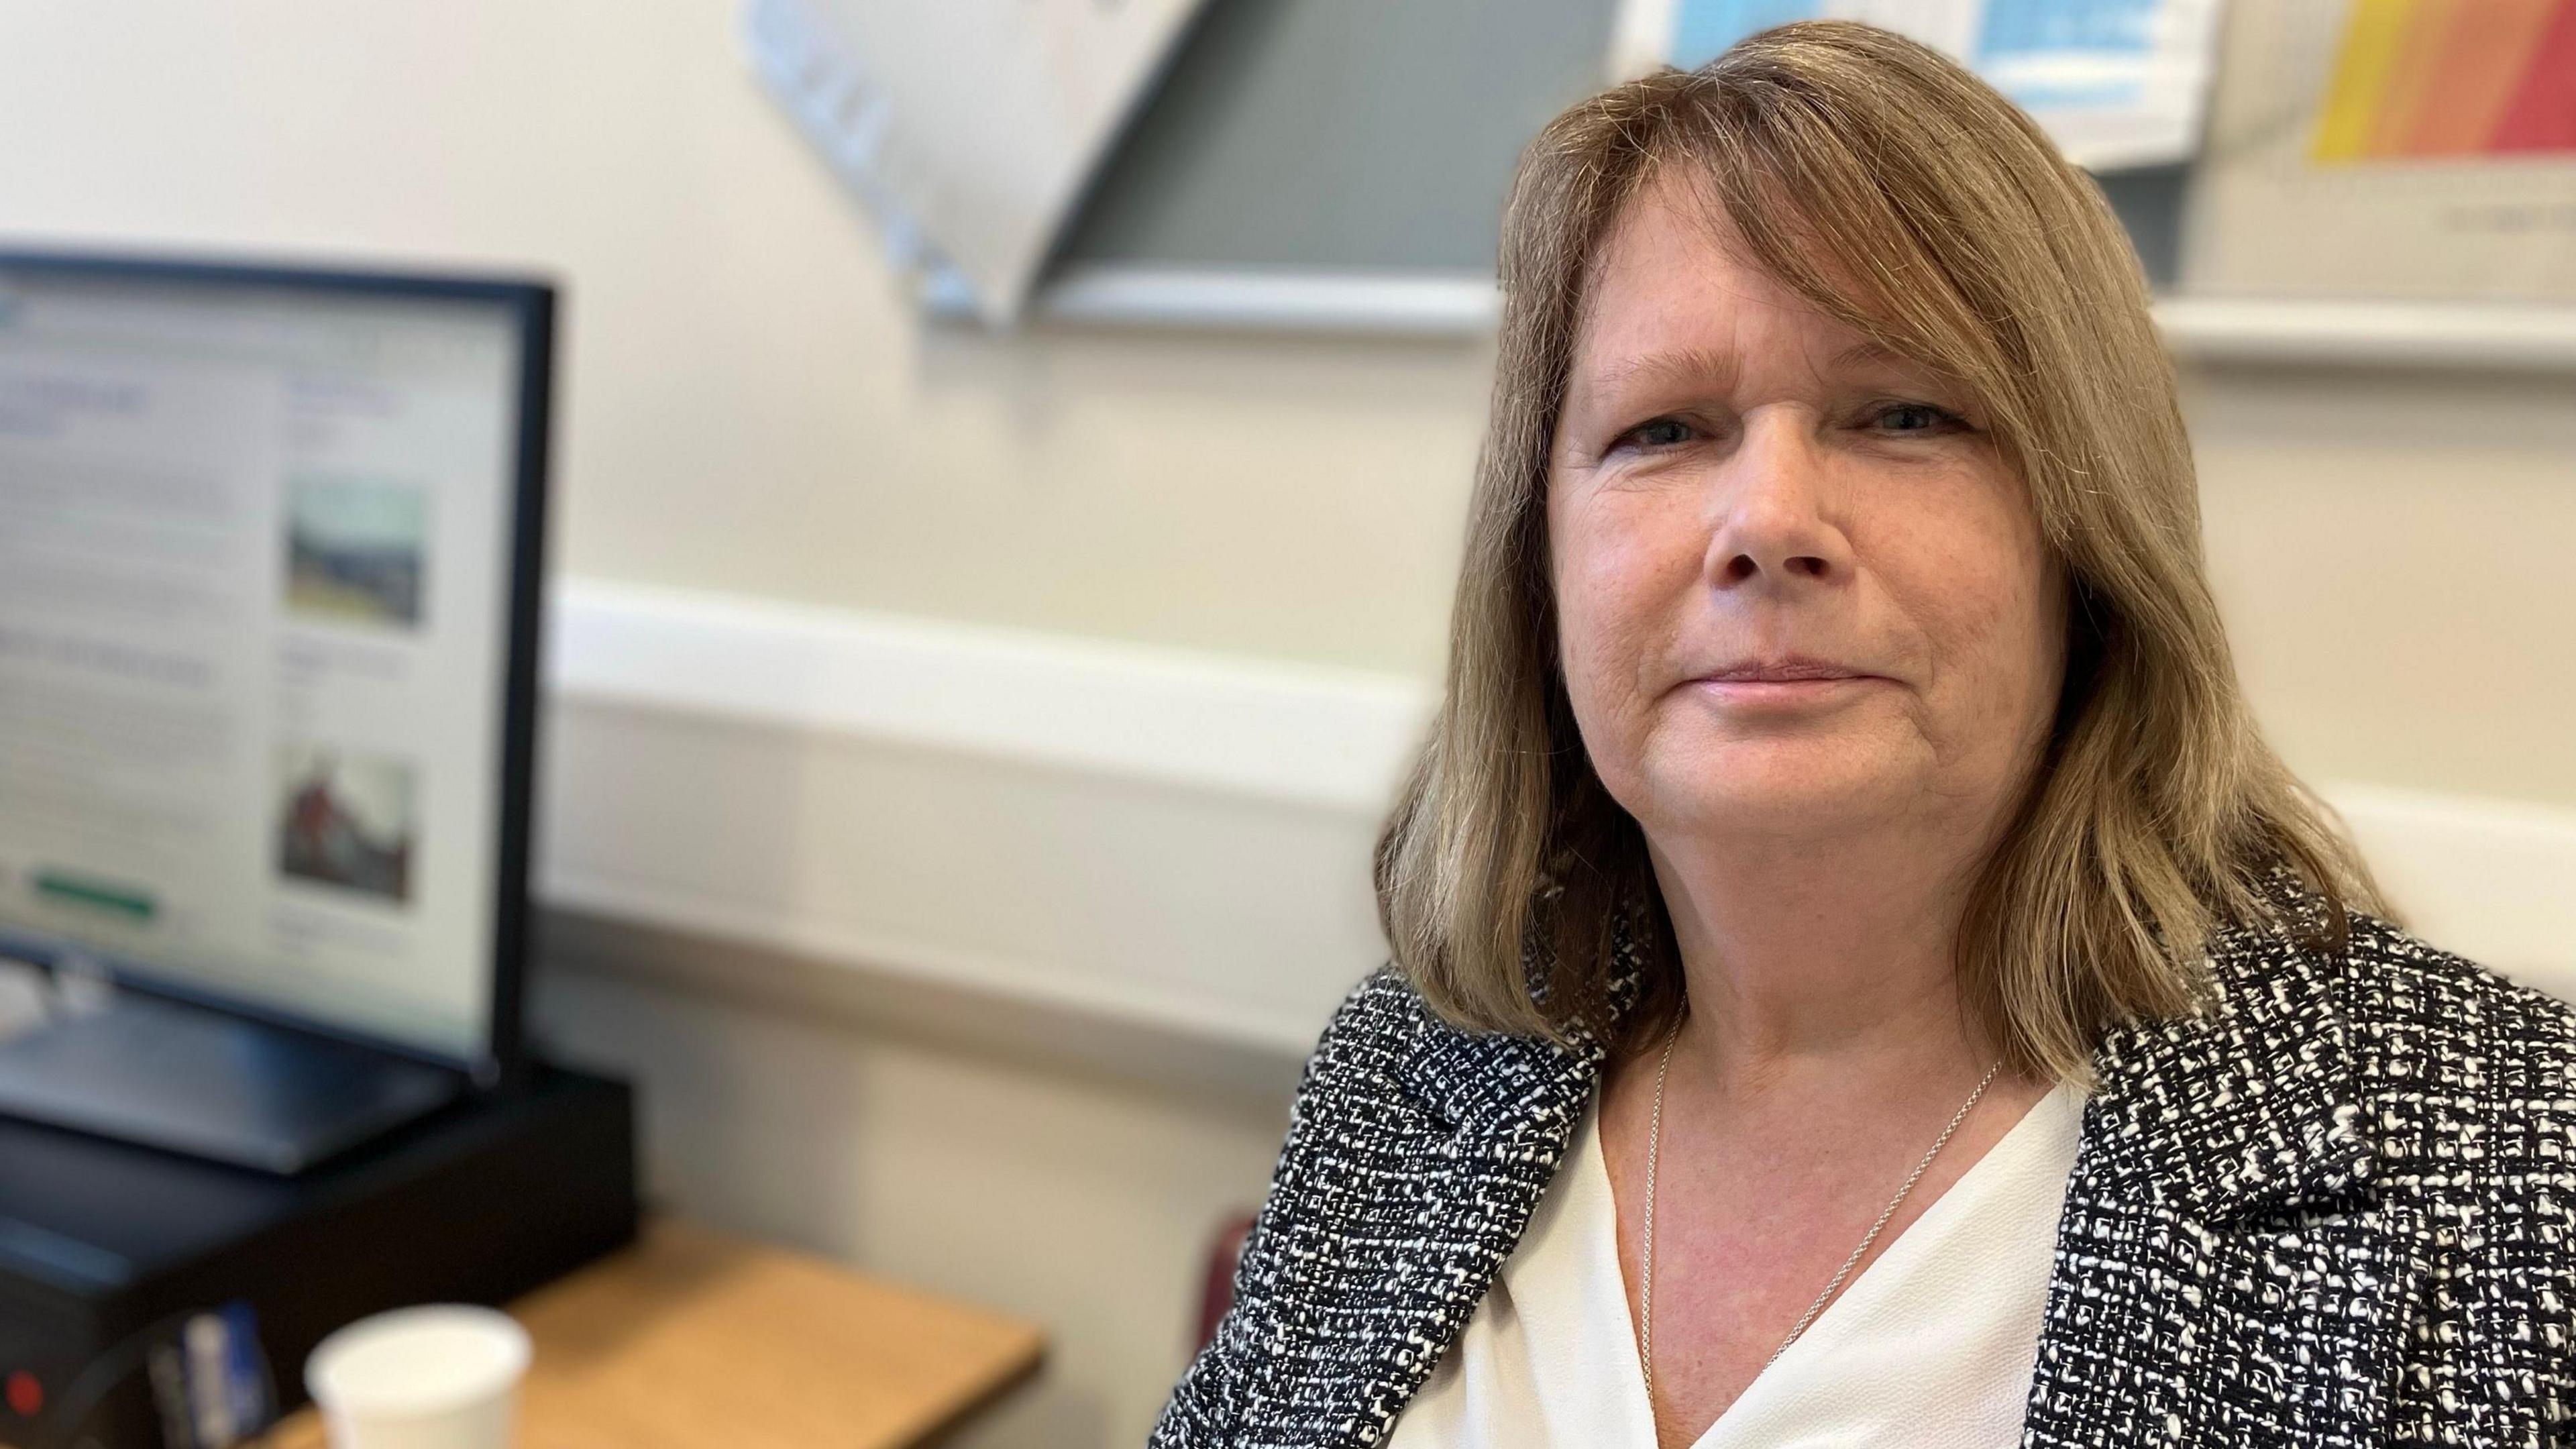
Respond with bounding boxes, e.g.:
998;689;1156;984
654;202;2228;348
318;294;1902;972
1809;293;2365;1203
985;264;2576;372
548;578;1434;816
2153;296;2576;372
537;578;1433;1060
537;853;1330;1060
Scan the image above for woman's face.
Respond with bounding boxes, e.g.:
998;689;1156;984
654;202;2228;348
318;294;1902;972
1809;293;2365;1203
1547;174;2065;851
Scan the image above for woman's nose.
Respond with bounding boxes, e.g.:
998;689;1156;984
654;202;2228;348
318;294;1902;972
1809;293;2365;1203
1703;413;1851;590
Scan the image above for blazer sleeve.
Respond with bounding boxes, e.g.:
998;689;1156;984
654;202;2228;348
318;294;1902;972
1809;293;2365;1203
1148;966;1413;1447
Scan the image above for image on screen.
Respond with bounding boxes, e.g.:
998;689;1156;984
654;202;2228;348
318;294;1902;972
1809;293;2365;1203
286;475;431;630
276;743;419;905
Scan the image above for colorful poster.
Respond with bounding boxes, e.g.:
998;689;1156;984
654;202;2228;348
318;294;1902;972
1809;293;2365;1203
1609;0;2228;170
2308;0;2576;162
742;0;1209;325
2184;0;2576;301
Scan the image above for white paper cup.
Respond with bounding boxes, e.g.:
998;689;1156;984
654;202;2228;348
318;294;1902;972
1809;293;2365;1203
305;1305;531;1449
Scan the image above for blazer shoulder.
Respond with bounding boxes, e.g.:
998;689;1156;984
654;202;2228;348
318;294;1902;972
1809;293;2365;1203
1314;961;1440;1053
2331;910;2576;1070
1290;963;1441;1110
1152;969;1432;1446
1154;964;1591;1446
2320;914;2576;1217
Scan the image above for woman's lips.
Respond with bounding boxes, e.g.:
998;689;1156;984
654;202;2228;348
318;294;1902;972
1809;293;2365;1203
1684;658;1885;705
1697;659;1867;682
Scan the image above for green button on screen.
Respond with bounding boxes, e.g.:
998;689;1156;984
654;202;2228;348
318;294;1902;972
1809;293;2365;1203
32;871;156;924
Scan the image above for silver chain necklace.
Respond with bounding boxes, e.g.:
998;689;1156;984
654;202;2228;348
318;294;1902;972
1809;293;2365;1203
1635;1020;2002;1410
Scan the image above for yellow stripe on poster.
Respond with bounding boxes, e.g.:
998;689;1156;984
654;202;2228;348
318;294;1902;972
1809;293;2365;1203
2312;0;2422;162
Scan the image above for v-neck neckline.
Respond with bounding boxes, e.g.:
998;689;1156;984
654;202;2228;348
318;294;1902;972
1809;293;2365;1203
1586;1077;2086;1447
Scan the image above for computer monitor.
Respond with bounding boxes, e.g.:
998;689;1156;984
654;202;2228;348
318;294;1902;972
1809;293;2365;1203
0;252;551;1093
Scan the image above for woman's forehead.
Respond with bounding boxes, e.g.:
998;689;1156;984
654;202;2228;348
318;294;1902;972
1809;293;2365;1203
1572;174;1902;387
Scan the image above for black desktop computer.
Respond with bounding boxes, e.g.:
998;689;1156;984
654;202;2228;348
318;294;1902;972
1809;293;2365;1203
0;253;638;1449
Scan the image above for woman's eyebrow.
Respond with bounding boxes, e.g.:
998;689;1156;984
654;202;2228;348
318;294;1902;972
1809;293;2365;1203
1829;338;1937;378
1582;345;1743;400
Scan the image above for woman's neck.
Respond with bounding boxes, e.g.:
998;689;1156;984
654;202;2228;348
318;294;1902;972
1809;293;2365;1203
1644;820;1998;1095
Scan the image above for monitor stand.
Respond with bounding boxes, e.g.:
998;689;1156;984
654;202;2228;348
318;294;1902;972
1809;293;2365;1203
0;991;462;1175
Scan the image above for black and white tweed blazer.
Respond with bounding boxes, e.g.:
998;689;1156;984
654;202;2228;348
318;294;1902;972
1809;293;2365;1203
1152;912;2576;1446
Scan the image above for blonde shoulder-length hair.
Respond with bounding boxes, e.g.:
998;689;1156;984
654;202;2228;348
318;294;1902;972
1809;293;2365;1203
1373;21;2383;1081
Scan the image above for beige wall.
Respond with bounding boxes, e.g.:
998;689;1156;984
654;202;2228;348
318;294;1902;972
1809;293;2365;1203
2190;365;2576;807
3;5;2570;1448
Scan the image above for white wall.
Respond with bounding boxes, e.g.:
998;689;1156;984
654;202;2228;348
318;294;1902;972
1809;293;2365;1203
3;4;2572;1447
2190;365;2576;807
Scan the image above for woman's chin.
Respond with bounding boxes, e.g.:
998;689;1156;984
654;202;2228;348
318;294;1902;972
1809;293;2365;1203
1632;742;1929;838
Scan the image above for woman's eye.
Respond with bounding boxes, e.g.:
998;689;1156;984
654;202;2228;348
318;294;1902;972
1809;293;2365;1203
1620;417;1695;449
1870;402;1960;434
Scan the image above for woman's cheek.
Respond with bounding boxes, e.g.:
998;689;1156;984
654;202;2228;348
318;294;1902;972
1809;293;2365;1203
1554;593;1636;761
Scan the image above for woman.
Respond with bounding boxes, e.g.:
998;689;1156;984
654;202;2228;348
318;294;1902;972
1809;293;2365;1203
1155;21;2575;1449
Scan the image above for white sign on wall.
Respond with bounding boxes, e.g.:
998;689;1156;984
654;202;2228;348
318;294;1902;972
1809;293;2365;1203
743;0;1209;325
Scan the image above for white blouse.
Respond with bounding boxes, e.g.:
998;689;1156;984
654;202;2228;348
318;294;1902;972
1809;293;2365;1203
1385;1077;2086;1448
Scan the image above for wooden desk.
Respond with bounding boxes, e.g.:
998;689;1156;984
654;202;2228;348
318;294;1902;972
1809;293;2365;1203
261;1221;1044;1449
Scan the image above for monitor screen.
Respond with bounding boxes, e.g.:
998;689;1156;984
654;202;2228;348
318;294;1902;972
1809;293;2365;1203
0;256;549;1070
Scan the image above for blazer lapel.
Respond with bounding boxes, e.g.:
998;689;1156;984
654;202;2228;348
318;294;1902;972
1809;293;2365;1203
1275;925;1648;1449
1313;1018;1601;1448
2027;928;2433;1447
